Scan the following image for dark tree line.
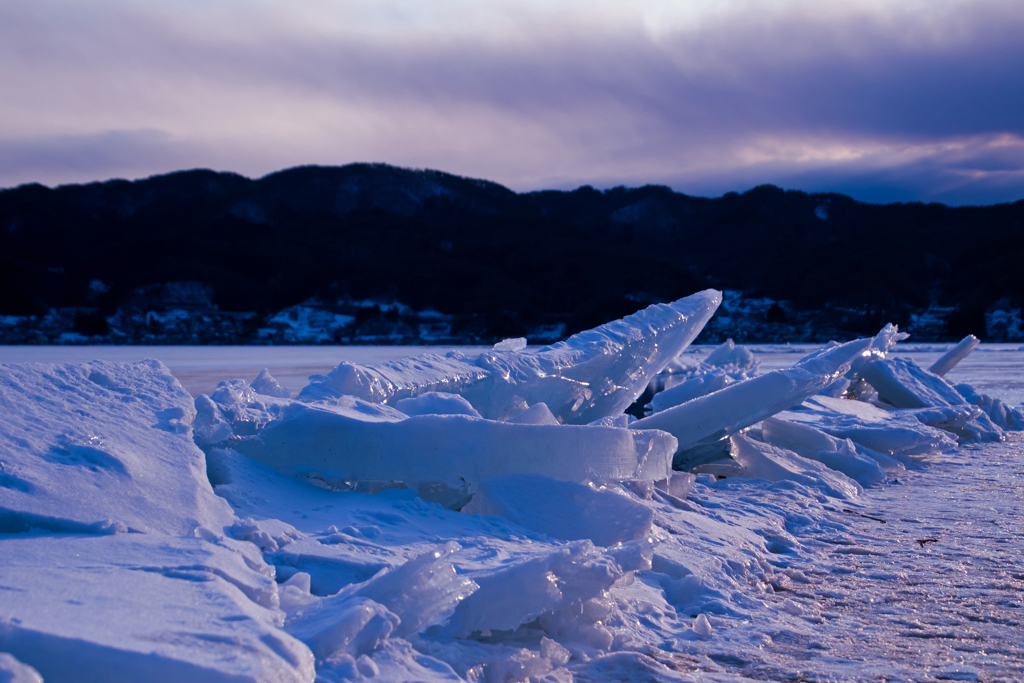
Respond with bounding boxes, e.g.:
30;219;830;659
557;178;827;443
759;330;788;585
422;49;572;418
2;163;1022;339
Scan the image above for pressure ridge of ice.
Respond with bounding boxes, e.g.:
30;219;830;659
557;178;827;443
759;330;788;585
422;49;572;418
299;288;722;423
3;289;1024;682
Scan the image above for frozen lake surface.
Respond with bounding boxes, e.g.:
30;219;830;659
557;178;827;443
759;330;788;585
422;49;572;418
675;437;1024;682
4;342;1023;402
0;345;494;398
2;339;1023;681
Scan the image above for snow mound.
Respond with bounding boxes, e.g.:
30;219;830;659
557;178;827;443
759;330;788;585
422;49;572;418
462;475;655;547
0;533;313;683
0;360;233;535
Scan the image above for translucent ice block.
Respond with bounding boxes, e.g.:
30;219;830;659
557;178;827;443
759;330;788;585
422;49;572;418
298;289;722;424
859;357;968;409
630;338;872;461
761;417;886;487
648;369;730;413
470;289;722;423
928;335;980;377
729;435;862;499
231;401;678;487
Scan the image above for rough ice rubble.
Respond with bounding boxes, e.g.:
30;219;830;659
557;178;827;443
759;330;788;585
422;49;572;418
207;443;658;671
6;299;1024;682
287;541;477;659
633;337;873;468
955;381;1024;430
859;357;1004;441
777;396;960;467
299;289;722;423
197;291;726;494
760;417;887;487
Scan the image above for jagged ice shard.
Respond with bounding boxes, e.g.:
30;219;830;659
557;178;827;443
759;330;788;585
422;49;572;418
928;335;980;377
631;338;873;467
300;289;722;424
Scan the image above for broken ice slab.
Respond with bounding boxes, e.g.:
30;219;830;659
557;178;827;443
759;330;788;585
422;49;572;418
252;368;292;398
286;543;477;657
702;339;761;378
729;434;863;499
300;289;722;424
285;595;398;661
648;368;730;414
300;353;491;405
928;335;980;377
473;285;721;424
435;538;654;640
778;396;958;462
630;338;872;468
858;357;1003;442
0;360;234;536
760;417;887;487
493;337;527;352
461;475;654;547
834;324;908;394
290;541;478;643
955;382;1024;430
230;400;678;489
352;542;478;638
0;534;315;683
859;357;970;409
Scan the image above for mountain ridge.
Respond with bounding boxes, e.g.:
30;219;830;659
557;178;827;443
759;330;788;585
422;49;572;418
2;163;1022;343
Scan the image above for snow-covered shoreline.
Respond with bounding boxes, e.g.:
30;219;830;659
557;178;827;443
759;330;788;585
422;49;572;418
2;294;1023;682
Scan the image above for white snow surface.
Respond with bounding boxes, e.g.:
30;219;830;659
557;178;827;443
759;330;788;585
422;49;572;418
0;359;234;535
3;309;1024;682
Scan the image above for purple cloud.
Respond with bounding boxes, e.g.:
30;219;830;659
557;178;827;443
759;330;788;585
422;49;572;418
1;1;1022;204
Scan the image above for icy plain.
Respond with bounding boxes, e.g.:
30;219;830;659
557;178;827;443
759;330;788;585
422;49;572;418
2;310;1024;682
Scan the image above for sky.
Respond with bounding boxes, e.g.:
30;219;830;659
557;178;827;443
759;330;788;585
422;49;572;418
2;0;1023;205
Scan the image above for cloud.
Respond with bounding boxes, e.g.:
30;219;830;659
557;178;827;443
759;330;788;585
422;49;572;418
1;0;1023;203
0;130;199;187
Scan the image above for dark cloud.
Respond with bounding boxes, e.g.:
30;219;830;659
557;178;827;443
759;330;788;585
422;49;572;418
2;1;1023;204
